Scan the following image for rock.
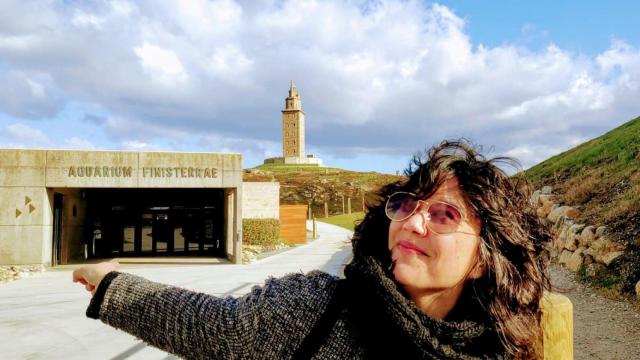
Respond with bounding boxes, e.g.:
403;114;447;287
564;224;585;251
559;250;573;265
539;194;554;205
553;217;572;234
569;222;586;234
597;251;624;267
590;237;621;252
579;225;596;247
548;206;580;223
539;201;555;218
583;246;596;258
586;263;606;278
541;186;553;195
555;225;570;251
553;225;570;251
566;248;585;272
564;235;578;251
595;226;607;239
531;190;541;207
583;254;594;266
636;281;640;299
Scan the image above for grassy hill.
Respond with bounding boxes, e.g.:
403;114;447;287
244;165;403;218
525;116;640;244
525;116;640;293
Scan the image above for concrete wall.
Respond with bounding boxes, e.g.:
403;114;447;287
45;150;242;188
0;149;243;266
242;182;280;219
0;150;52;265
0;186;52;265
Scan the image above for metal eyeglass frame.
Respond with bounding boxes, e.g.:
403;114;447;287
384;191;478;236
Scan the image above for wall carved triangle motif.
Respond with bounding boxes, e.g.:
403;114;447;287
16;195;36;218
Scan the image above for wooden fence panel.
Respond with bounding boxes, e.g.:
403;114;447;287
280;204;308;244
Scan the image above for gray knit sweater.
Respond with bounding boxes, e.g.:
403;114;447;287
87;271;363;359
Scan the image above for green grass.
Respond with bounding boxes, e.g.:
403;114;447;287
525;116;640;183
577;264;622;289
317;212;365;231
254;164;337;173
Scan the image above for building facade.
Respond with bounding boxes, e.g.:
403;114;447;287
0;149;243;266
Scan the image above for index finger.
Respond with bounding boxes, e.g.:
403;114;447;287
72;268;86;283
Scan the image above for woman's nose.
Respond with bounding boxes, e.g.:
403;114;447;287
402;211;428;236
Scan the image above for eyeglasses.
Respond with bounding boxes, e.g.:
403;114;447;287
385;192;476;235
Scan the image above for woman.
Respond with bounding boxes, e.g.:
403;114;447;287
74;140;551;359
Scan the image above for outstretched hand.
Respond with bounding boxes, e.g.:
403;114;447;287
72;261;120;295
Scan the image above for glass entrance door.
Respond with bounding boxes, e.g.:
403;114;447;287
85;189;225;258
152;212;172;254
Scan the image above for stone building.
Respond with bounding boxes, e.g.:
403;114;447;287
0;149;271;267
264;82;323;166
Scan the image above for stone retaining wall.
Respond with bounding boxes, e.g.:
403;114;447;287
531;186;640;298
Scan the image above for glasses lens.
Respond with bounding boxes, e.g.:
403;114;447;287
386;193;418;221
426;202;462;233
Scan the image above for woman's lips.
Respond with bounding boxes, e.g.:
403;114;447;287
396;240;427;256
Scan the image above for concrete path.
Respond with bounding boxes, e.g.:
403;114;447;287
0;221;353;360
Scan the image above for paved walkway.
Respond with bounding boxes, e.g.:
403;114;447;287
0;221;353;360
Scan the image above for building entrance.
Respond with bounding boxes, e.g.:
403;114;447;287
86;188;225;258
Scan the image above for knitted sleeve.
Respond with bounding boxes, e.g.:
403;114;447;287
86;270;339;360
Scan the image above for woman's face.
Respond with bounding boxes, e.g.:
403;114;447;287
388;177;483;295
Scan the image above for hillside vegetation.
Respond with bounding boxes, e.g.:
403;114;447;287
525;116;640;293
244;164;403;218
525;116;640;243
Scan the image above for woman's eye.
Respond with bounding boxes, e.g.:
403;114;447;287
430;204;461;224
400;200;415;212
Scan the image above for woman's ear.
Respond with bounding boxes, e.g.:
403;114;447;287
468;258;484;279
468;244;486;280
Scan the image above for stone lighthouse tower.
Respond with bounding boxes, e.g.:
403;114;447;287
263;82;323;166
282;81;305;158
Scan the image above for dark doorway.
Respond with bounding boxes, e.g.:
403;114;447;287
52;193;64;266
85;189;225;258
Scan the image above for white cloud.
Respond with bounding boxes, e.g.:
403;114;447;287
72;10;105;29
0;123;51;147
110;0;136;17
64;137;95;149
0;70;60;119
121;140;158;150
208;45;254;83
0;1;638;171
133;43;187;84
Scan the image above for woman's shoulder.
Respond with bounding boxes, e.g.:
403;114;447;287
261;270;340;297
244;271;341;312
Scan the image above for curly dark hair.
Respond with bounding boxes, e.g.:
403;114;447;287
351;139;551;358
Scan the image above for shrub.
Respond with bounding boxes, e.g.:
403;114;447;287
562;171;605;205
243;219;280;248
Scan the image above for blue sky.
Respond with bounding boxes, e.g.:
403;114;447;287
1;0;639;174
442;1;640;55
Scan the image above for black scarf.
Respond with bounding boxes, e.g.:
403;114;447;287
343;253;506;359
